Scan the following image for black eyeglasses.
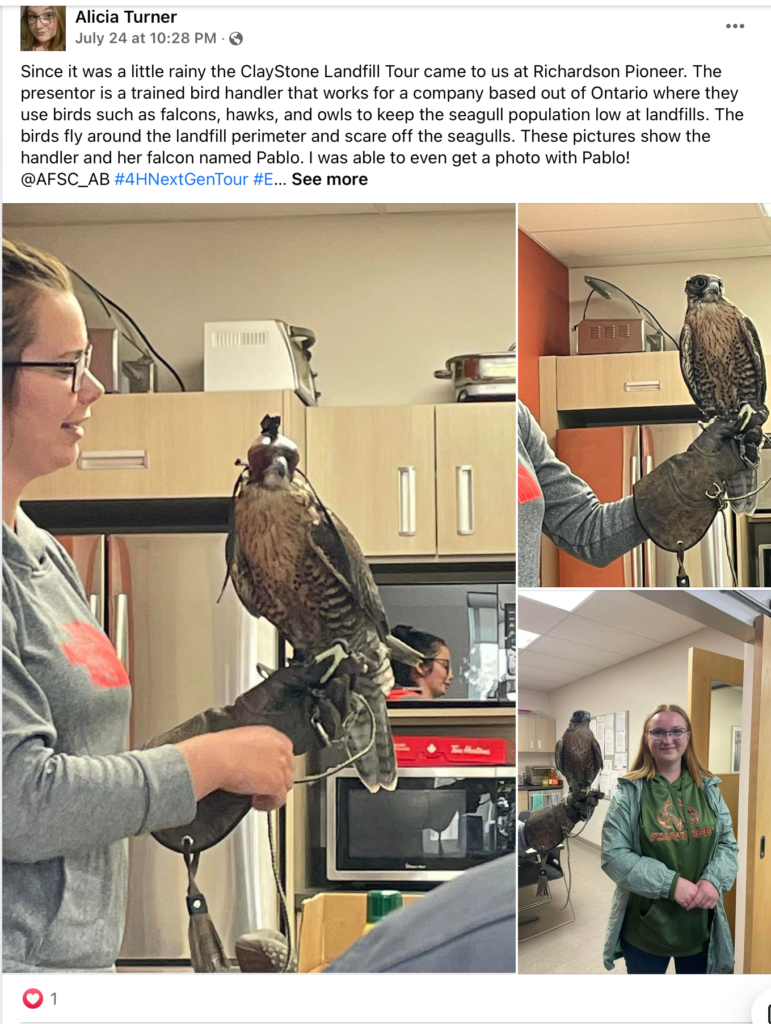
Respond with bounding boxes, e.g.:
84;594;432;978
27;11;55;24
647;728;689;740
422;658;452;673
3;346;93;393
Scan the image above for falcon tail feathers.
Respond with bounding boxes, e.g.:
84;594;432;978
727;466;758;515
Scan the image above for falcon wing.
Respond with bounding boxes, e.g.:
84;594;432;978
226;522;264;620
738;314;766;405
307;505;389;642
590;733;603;778
679;323;703;413
554;737;565;776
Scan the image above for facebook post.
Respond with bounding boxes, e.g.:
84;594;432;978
1;3;770;1024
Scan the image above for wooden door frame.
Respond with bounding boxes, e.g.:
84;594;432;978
687;647;744;944
745;615;771;974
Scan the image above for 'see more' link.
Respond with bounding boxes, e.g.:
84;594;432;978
21;171;110;187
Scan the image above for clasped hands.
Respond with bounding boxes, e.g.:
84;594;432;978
674;876;720;911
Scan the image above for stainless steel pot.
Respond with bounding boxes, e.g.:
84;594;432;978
434;350;516;402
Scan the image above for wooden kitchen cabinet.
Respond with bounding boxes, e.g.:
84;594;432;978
535;718;556;755
24;390;305;501
556;351;692;412
435;404;517;557
517;717;556;753
305;405;437;557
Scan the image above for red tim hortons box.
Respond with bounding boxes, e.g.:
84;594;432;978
394;735;515;767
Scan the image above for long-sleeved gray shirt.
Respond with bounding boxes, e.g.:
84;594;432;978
2;510;197;972
518;403;647;587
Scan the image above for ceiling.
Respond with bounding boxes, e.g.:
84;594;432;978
1;203;516;228
517;203;771;268
518;590;708;692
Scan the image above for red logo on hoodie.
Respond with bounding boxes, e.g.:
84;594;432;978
60;621;130;689
518;463;542;504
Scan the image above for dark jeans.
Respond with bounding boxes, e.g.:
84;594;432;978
620;936;709;975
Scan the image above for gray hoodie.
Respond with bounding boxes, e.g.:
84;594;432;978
3;510;196;972
518;403;647;587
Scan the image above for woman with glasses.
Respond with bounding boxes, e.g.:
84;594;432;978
387;625;453;700
21;6;66;51
601;704;738;975
2;239;301;972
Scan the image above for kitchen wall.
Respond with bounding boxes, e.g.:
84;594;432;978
4;209;516;404
517;229;569;421
546;626;746;849
568;255;771;356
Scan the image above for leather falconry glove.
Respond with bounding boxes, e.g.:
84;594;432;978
524;790;603;899
633;418;758;553
147;648;359;855
523;789;603;855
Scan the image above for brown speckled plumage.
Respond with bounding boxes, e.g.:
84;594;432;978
227;429;397;792
555;711;603;795
680;274;767;513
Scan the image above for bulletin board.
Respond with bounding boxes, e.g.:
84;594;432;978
590;711;628;800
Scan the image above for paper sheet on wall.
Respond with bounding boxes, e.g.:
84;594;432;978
605;728;614;755
616;712;627;733
590;718;597;738
596;718;605;749
604;760;613;772
616;731;626;753
615;752;627;770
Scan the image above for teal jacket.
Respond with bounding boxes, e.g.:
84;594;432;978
601;775;738;973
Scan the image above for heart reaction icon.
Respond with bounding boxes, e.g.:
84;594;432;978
22;990;43;1010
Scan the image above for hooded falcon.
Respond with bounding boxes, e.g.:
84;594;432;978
679;274;768;514
555;711;603;796
224;415;419;794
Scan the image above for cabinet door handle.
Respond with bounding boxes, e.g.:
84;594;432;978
78;450;148;471
456;465;475;535
537;739;541;749
624;381;661;392
114;593;129;672
530;739;534;750
88;594;102;628
397;466;416;536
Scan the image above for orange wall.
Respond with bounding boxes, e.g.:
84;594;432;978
517;229;570;420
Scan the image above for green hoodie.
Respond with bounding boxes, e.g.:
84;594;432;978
601;775;738;973
621;770;716;957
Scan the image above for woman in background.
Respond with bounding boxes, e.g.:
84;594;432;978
21;6;66;50
388;625;453;700
601;704;738;975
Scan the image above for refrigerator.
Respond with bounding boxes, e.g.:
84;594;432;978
555;423;734;588
57;532;281;964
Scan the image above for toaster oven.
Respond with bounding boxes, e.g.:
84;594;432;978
525;766;553;786
203;319;319;405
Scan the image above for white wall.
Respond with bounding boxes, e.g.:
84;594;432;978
4;210;516;403
568;255;771;356
547;627;746;849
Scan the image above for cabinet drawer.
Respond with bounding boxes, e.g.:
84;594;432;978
24;391;300;500
556;352;693;411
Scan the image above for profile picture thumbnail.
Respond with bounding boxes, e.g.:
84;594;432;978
20;6;66;51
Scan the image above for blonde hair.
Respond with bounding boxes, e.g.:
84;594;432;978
21;6;66;51
3;237;72;403
625;704;713;789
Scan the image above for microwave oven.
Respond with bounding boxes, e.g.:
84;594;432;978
326;767;516;882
